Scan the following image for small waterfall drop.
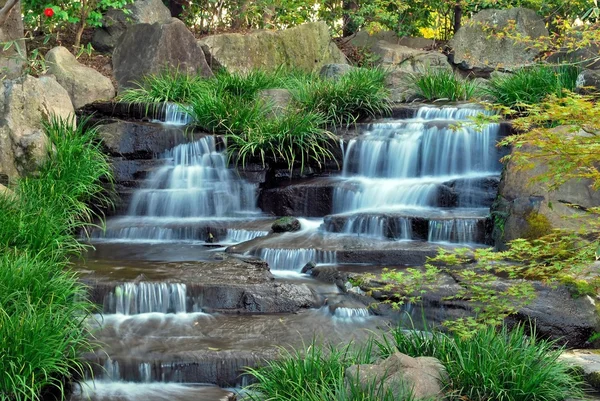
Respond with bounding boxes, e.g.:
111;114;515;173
258;248;337;271
105;283;188;315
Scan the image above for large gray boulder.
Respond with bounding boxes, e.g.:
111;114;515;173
112;18;213;91
349;31;436;51
0;0;25;79
450;7;548;73
46;46;115;109
345;352;446;400
372;41;451;73
198;21;346;73
576;69;600;94
0;75;74;180
92;0;172;52
492;128;600;245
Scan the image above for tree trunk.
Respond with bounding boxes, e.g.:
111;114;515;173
342;0;359;37
453;3;463;34
0;0;25;78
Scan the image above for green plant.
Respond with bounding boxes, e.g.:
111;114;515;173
376;323;584;401
483;64;581;110
290;67;391;126
244;338;399;401
411;69;479;101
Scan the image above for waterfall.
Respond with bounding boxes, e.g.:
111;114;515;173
105;283;188;315
258;248;337;271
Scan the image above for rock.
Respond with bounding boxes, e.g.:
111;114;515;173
92;0;172;52
559;350;600;390
576;69;600;95
372;41;451;73
508;281;600;349
0;0;25;79
0;183;14;198
349;31;436;51
257;89;293;117
547;33;600;71
0;75;74;179
258;178;336;217
198;21;346;73
385;69;419;103
345;352;446;400
46;46;115;109
271;216;301;233
319;63;355;80
492;130;600;245
113;18;213;91
300;261;316;274
449;8;548;73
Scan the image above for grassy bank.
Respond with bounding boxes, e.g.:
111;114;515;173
244;324;583;401
119;67;391;171
0;117;112;401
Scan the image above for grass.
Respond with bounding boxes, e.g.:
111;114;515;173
244;339;414;401
0;116;112;401
483;64;581;109
375;323;584;401
411;69;479;102
119;67;390;172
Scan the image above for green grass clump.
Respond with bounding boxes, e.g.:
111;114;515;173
375;324;584;401
244;339;413;401
119;67;390;172
483;64;581;109
0;116;111;401
411;69;479;101
290;67;391;125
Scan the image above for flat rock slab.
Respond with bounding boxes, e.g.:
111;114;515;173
560;350;600;390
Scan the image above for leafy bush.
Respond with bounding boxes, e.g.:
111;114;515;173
411;69;479;101
0;116;111;400
376;324;584;401
483;64;581;109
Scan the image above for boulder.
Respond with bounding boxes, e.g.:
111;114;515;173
449;8;548;73
113;18;213;91
576;69;600;95
198;21;346;73
46;46;115;109
0;0;25;79
372;41;451;73
385;69;420;103
257;88;293;117
345;352;446;400
492;130;600;245
271;216;301;233
559;350;600;390
0;75;74;180
319;63;355;80
349;31;436;51
92;0;172;52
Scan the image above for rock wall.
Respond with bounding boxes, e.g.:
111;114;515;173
0;0;25;79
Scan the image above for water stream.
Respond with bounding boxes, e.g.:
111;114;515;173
78;104;502;400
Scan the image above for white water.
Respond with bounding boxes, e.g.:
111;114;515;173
330;106;501;244
224;229;269;243
104;283;189;315
161;103;193;126
258;248;337;271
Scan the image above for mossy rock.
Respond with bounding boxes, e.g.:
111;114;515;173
271;216;301;233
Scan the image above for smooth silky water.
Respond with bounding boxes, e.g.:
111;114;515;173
77;105;502;400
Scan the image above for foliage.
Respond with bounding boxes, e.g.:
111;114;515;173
0;116;111;400
410;69;479;101
244;338;413;401
120;67;389;171
482;64;581;110
376;323;584;401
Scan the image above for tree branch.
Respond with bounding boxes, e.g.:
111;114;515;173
0;0;19;27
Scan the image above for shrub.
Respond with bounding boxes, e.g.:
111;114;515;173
376;323;584;401
411;69;479;101
483;64;581;109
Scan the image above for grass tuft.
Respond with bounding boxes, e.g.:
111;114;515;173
411;69;479;101
375;323;584;401
483;64;581;109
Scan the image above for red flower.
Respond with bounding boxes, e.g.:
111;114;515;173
44;8;54;17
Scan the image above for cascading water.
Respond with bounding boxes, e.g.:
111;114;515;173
329;106;501;244
93;136;260;243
